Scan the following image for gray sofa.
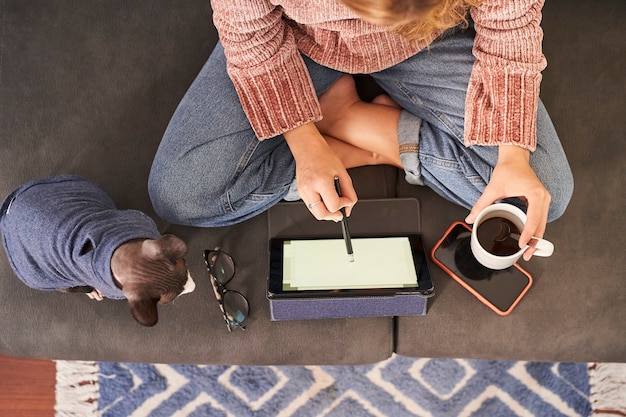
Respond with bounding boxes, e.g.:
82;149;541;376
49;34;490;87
1;0;624;365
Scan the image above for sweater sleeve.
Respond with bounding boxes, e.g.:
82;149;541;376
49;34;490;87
465;0;547;151
211;0;321;140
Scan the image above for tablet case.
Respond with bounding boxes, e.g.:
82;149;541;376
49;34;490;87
267;198;433;321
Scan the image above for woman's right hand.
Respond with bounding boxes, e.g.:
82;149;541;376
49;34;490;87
283;123;357;221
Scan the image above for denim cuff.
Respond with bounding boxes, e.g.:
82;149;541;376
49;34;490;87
283;179;301;201
398;110;424;186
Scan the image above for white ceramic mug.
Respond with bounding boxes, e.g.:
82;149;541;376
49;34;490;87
470;203;554;270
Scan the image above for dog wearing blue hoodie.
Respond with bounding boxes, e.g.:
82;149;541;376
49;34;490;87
0;175;195;326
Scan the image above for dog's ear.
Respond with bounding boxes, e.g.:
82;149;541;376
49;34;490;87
127;296;159;327
142;235;187;263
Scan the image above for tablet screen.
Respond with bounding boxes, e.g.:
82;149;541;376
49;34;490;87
283;237;417;290
268;235;433;296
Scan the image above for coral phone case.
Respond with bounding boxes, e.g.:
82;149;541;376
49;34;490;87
431;221;533;316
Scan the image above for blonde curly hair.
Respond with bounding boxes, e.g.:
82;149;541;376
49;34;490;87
340;0;481;41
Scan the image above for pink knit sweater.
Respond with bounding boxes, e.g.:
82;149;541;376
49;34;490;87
212;0;546;151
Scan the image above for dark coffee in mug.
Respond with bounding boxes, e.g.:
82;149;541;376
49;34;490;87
476;217;521;256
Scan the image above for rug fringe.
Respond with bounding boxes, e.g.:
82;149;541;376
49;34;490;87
590;362;626;416
55;360;99;417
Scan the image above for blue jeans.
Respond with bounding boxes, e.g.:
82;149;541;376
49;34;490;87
149;28;573;227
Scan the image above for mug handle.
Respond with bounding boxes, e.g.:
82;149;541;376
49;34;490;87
511;234;554;257
526;236;554;257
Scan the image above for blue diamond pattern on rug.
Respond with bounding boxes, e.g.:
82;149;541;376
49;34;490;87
96;356;592;417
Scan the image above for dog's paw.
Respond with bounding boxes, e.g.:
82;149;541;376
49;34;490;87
86;288;104;301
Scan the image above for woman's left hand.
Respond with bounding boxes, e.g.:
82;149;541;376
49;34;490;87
465;145;551;261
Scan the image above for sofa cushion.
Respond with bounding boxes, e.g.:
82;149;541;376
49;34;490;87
0;0;395;365
394;0;626;363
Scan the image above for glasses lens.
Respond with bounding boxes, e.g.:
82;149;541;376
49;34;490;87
222;290;249;328
210;252;235;284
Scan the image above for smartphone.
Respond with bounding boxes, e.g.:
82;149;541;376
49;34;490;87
430;222;532;315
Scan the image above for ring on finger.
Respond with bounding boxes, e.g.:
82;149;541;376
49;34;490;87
307;199;322;209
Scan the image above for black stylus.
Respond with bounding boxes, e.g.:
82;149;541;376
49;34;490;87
334;176;354;262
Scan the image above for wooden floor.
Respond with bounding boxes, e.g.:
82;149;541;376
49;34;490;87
0;354;56;417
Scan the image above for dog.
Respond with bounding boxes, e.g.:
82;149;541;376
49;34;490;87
0;175;195;326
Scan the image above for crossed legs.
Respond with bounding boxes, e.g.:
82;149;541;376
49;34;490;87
316;75;403;170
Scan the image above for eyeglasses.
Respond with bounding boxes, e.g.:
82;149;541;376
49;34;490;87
203;248;249;331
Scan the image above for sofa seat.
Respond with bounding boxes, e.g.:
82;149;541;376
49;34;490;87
1;0;624;365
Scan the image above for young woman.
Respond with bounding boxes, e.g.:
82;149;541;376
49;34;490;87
149;0;573;260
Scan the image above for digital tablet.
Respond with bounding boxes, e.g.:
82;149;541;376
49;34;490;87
268;234;434;298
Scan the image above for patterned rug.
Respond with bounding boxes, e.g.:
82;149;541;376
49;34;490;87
55;355;626;417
